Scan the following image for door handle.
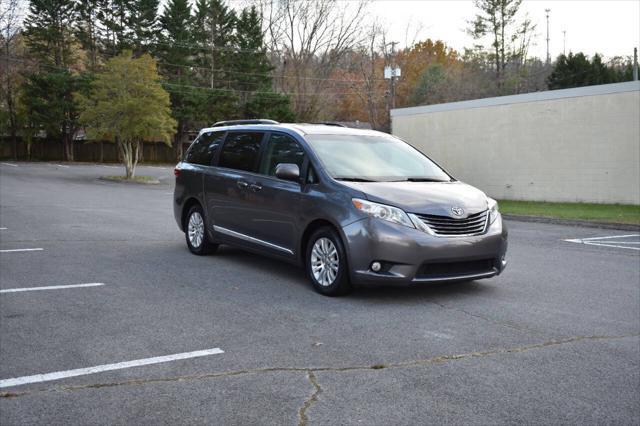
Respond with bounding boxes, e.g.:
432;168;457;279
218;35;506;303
249;183;262;192
237;180;249;189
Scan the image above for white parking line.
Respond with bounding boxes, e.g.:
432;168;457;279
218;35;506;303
0;348;225;388
0;227;7;230
0;248;43;253
564;234;640;251
0;283;105;294
1;162;18;167
56;164;70;168
580;234;640;241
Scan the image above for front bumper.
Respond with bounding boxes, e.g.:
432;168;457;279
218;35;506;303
341;214;508;286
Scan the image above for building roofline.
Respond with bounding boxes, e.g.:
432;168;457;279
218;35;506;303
391;81;640;117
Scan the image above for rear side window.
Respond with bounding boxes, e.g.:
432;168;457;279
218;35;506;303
185;131;225;165
218;132;264;172
259;133;305;176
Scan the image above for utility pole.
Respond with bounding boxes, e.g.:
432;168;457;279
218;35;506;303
389;41;399;110
545;9;551;65
563;30;566;56
634;47;638;81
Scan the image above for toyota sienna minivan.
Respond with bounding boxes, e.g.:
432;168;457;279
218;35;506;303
174;120;508;296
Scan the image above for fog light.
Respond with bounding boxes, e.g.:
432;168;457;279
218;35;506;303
371;261;382;272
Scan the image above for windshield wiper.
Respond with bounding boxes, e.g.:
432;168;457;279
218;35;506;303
334;177;378;182
390;177;451;182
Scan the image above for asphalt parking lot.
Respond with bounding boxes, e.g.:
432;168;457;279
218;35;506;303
0;162;638;425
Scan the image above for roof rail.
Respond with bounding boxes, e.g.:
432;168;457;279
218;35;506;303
211;119;279;127
309;122;347;127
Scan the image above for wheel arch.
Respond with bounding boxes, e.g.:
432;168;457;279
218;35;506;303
181;197;203;230
299;218;349;267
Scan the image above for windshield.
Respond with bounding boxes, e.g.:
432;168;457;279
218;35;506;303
305;134;452;182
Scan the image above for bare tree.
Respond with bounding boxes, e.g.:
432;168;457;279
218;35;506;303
0;0;24;159
467;0;533;92
256;0;369;120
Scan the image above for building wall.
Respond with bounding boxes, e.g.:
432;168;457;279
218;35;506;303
391;81;640;205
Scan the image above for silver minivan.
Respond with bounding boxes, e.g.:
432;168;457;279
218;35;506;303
174;120;508;296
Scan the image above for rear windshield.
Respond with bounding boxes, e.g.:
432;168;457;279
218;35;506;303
305;134;452;182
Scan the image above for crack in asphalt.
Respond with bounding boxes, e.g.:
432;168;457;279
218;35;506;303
428;299;546;335
1;333;637;423
298;371;322;426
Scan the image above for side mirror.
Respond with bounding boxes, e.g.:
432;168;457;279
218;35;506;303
275;163;300;181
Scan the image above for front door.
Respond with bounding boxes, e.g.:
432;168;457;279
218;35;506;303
241;132;307;255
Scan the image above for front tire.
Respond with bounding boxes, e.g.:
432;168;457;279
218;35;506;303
306;227;351;296
185;204;218;255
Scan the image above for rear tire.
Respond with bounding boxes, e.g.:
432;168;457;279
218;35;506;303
185;204;218;255
306;227;351;296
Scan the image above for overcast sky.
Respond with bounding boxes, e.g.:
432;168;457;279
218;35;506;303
369;0;640;60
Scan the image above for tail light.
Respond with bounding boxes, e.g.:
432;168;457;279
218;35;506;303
174;166;181;177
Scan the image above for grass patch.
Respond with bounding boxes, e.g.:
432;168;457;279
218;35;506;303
498;200;640;225
101;175;159;184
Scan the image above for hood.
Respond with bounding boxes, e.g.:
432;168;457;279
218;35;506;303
339;180;489;218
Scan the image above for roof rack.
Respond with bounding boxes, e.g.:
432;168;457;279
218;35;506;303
211;119;279;127
309;122;347;127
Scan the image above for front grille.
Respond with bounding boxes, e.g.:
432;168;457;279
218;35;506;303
416;210;488;236
416;259;495;279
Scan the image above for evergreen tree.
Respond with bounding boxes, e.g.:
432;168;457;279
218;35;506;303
193;0;236;89
234;6;271;92
23;0;85;161
130;0;160;56
158;0;199;159
75;0;102;71
23;0;77;67
234;5;294;121
21;71;90;161
547;53;632;90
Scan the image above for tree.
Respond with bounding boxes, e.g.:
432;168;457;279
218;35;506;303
467;0;534;92
23;0;84;160
547;52;633;90
193;0;235;89
234;5;294;121
23;0;78;68
77;51;176;179
21;71;89;161
259;0;368;120
0;0;24;159
129;0;159;55
158;0;197;159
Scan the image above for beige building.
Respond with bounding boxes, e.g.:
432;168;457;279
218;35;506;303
391;81;640;205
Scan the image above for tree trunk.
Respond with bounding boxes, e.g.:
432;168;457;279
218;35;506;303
99;140;104;163
63;134;74;162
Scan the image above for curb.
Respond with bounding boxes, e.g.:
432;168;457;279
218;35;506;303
98;176;161;185
502;214;640;231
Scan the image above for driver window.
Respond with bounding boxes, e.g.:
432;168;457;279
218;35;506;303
259;133;305;177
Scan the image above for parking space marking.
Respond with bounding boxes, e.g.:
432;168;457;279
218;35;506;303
0;248;44;253
1;162;18;167
55;164;70;168
0;227;7;230
564;234;640;251
0;348;225;388
1;283;105;294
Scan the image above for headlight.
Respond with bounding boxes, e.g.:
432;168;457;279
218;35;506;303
488;198;499;224
352;198;414;228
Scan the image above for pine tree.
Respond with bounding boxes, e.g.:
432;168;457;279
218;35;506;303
75;0;102;71
193;0;236;89
23;0;85;161
130;0;160;56
158;0;198;159
23;0;77;67
234;5;294;121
